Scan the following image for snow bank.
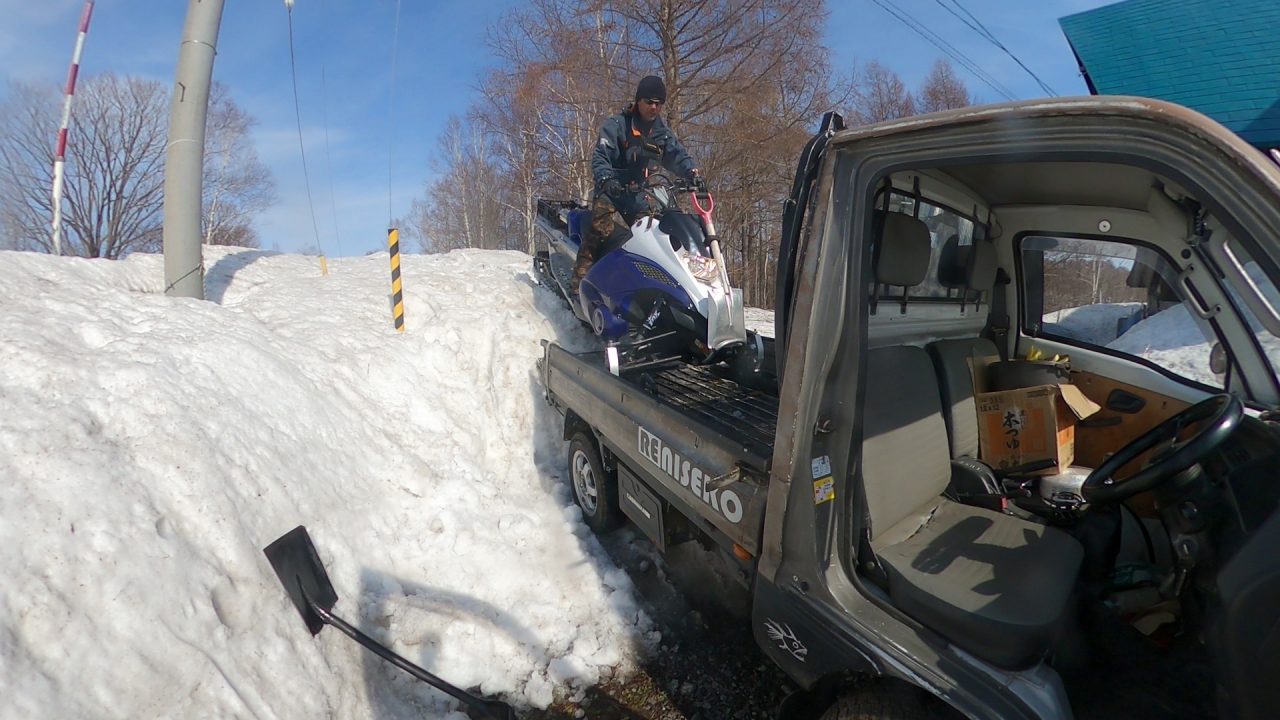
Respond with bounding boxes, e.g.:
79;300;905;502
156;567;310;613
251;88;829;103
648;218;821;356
1048;259;1280;387
1043;302;1143;346
1106;302;1280;388
0;247;654;718
1107;305;1218;385
743;307;775;338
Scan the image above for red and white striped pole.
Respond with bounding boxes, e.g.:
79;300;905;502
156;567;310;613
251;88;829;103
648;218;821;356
51;0;95;256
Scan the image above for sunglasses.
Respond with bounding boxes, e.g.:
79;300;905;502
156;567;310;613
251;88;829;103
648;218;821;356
640;98;665;107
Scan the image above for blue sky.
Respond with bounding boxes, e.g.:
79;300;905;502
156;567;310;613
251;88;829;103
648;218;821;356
0;0;1114;256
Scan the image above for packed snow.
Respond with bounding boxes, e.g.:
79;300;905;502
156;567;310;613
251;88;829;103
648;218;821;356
743;306;775;338
1042;297;1280;388
1042;302;1143;346
1106;304;1220;385
0;247;671;719
1043;262;1280;386
1108;305;1280;388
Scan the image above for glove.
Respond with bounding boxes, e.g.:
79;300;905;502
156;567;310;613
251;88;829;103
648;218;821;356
601;178;623;197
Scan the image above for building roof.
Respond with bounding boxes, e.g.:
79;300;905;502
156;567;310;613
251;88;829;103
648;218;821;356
1060;0;1280;148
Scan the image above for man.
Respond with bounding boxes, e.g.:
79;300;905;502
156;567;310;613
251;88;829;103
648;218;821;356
571;74;700;294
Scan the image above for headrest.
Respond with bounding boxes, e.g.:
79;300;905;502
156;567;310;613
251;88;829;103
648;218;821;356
967;239;996;292
937;235;967;288
938;236;997;292
875;212;931;287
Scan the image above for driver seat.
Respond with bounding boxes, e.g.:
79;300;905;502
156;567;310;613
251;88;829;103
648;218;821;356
862;214;1083;669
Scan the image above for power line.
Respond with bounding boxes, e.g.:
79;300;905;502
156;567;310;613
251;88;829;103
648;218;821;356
285;2;325;255
319;53;344;256
874;0;1016;101
935;0;1058;96
869;0;1017;102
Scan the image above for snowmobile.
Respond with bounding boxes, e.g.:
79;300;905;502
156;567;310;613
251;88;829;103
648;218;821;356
533;170;767;378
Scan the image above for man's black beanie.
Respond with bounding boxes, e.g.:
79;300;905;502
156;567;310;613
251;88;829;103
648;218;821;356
635;75;666;103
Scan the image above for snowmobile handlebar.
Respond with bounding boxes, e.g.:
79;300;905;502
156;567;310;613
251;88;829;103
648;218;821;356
690;189;713;216
642;168;706;194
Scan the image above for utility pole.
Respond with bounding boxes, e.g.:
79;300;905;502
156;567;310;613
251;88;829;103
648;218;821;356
162;0;225;300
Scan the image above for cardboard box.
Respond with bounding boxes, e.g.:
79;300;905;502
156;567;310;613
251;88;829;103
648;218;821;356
968;357;1101;475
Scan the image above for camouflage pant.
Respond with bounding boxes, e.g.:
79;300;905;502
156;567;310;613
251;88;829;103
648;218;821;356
571;194;619;294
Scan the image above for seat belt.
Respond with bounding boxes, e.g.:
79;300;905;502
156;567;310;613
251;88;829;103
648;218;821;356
983;267;1012;360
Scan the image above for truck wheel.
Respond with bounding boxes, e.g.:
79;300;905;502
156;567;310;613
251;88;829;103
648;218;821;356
821;681;947;720
568;433;623;533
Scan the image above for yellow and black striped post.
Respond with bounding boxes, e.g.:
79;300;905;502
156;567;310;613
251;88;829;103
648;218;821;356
387;227;405;332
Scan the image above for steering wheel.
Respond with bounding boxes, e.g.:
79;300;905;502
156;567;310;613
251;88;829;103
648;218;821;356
1081;393;1243;503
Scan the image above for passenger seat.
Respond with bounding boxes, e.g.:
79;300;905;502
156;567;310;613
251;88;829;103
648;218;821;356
927;336;998;460
926;239;999;460
861;213;1083;669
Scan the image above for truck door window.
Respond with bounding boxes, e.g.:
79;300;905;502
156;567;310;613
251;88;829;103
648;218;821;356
1220;240;1280;383
1021;235;1225;388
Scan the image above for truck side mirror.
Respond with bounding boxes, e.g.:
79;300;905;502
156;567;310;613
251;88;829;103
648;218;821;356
1210;341;1228;376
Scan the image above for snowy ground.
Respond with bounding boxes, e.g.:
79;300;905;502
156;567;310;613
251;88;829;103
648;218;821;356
742;307;775;338
1106;304;1220;385
0;247;676;719
1042;302;1143;346
1044;299;1280;388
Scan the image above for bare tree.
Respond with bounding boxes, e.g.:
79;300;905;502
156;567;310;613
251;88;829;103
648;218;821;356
854;61;915;123
1042;251;1145;314
406;116;519;253
202;82;276;248
447;0;848;306
0;74;275;257
916;59;974;114
1;74;167;258
0;82;56;252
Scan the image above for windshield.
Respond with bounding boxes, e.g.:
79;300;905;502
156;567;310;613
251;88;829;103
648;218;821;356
1023;235;1227;388
649;184;673;211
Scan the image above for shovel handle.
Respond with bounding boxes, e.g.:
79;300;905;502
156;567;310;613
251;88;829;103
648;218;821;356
691;190;713;216
307;591;515;720
691;191;716;237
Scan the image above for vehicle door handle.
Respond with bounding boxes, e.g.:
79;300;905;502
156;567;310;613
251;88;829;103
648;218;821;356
1106;389;1146;414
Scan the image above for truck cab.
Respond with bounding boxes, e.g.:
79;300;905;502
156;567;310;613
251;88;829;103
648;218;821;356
544;98;1280;719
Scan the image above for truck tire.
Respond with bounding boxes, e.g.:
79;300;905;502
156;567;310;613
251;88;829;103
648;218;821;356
568;432;623;533
820;682;947;720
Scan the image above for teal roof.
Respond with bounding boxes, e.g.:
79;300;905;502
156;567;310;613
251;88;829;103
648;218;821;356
1060;0;1280;149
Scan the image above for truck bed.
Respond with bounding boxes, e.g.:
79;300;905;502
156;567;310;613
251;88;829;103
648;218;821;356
632;362;779;462
541;343;777;554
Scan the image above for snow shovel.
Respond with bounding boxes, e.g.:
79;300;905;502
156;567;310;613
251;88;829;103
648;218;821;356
263;525;516;720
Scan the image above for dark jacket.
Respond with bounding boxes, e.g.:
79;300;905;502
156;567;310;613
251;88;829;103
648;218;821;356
592;106;696;218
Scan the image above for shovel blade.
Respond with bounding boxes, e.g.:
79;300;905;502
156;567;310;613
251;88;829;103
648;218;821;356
264;525;339;636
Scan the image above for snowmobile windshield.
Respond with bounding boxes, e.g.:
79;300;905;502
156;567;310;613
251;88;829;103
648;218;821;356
648;185;674;212
658;211;709;256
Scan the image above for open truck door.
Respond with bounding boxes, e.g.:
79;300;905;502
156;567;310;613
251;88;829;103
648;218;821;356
757;98;1280;720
